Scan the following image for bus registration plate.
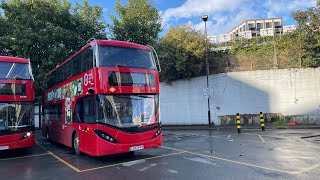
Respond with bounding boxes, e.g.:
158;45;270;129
129;145;144;151
0;146;9;150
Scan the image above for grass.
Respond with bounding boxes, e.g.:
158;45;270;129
271;120;288;127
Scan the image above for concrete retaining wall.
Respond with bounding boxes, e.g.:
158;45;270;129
160;68;320;125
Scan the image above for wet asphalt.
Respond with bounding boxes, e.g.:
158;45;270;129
1;129;320;180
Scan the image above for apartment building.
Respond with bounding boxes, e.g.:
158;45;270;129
229;18;283;39
208;18;296;44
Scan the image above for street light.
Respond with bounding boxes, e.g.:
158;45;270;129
202;15;212;128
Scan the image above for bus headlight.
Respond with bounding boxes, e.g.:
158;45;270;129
153;126;162;138
20;131;33;140
93;129;118;143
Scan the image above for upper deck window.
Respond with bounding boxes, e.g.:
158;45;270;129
0;62;31;80
99;46;156;70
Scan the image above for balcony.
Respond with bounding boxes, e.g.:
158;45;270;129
260;28;283;36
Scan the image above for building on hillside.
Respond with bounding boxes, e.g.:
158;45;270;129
283;25;297;33
208;18;297;44
229;18;283;39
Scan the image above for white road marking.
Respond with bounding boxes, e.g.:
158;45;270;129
167;169;179;173
184;157;222;167
122;159;146;167
138;163;157;171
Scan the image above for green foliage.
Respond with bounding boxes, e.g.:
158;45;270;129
0;0;106;100
109;0;161;45
291;0;320;67
292;0;320;33
209;2;319;72
157;25;206;82
271;119;288;127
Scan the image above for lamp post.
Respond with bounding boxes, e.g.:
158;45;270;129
202;15;212;128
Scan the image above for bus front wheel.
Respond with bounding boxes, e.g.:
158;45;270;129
73;133;81;156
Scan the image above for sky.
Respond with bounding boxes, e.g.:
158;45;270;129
71;0;316;36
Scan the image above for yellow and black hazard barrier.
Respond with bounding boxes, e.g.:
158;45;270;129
236;113;241;133
260;112;265;131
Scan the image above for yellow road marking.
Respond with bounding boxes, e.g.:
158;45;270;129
80;151;185;172
162;146;298;175
258;135;265;142
36;140;81;172
48;151;81;173
0;152;50;161
295;164;320;175
35;141;49;151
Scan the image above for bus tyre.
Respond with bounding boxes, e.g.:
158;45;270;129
125;151;135;157
73;133;81;156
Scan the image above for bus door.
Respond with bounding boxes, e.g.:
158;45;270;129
74;96;97;153
44;105;58;141
60;97;74;147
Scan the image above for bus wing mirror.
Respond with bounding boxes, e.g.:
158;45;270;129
147;45;161;72
88;88;95;94
28;58;34;81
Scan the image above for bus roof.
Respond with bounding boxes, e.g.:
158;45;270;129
45;40;152;76
0;56;29;64
94;40;152;51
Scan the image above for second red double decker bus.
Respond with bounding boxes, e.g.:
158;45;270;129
42;39;162;156
0;56;35;151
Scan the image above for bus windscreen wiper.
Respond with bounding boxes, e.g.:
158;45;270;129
115;64;127;68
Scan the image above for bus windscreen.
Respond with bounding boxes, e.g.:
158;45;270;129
99;46;156;70
0;103;33;131
73;95;159;128
0;62;32;80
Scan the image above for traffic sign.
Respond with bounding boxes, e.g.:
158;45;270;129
203;87;214;96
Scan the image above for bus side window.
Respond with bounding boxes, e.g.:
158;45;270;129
56;68;62;85
72;55;82;77
73;98;83;123
83;96;95;123
52;71;57;87
56;104;62;120
43;106;49;122
63;61;72;80
82;47;93;72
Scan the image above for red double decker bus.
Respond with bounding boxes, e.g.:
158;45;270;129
42;39;162;156
0;56;35;151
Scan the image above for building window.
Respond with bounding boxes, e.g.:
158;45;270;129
257;23;262;30
248;23;255;30
266;22;271;28
274;21;280;27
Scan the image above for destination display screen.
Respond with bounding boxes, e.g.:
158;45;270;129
0;83;26;96
108;72;155;87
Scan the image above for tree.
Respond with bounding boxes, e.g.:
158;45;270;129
157;25;206;82
292;0;320;67
0;0;106;99
109;0;161;45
